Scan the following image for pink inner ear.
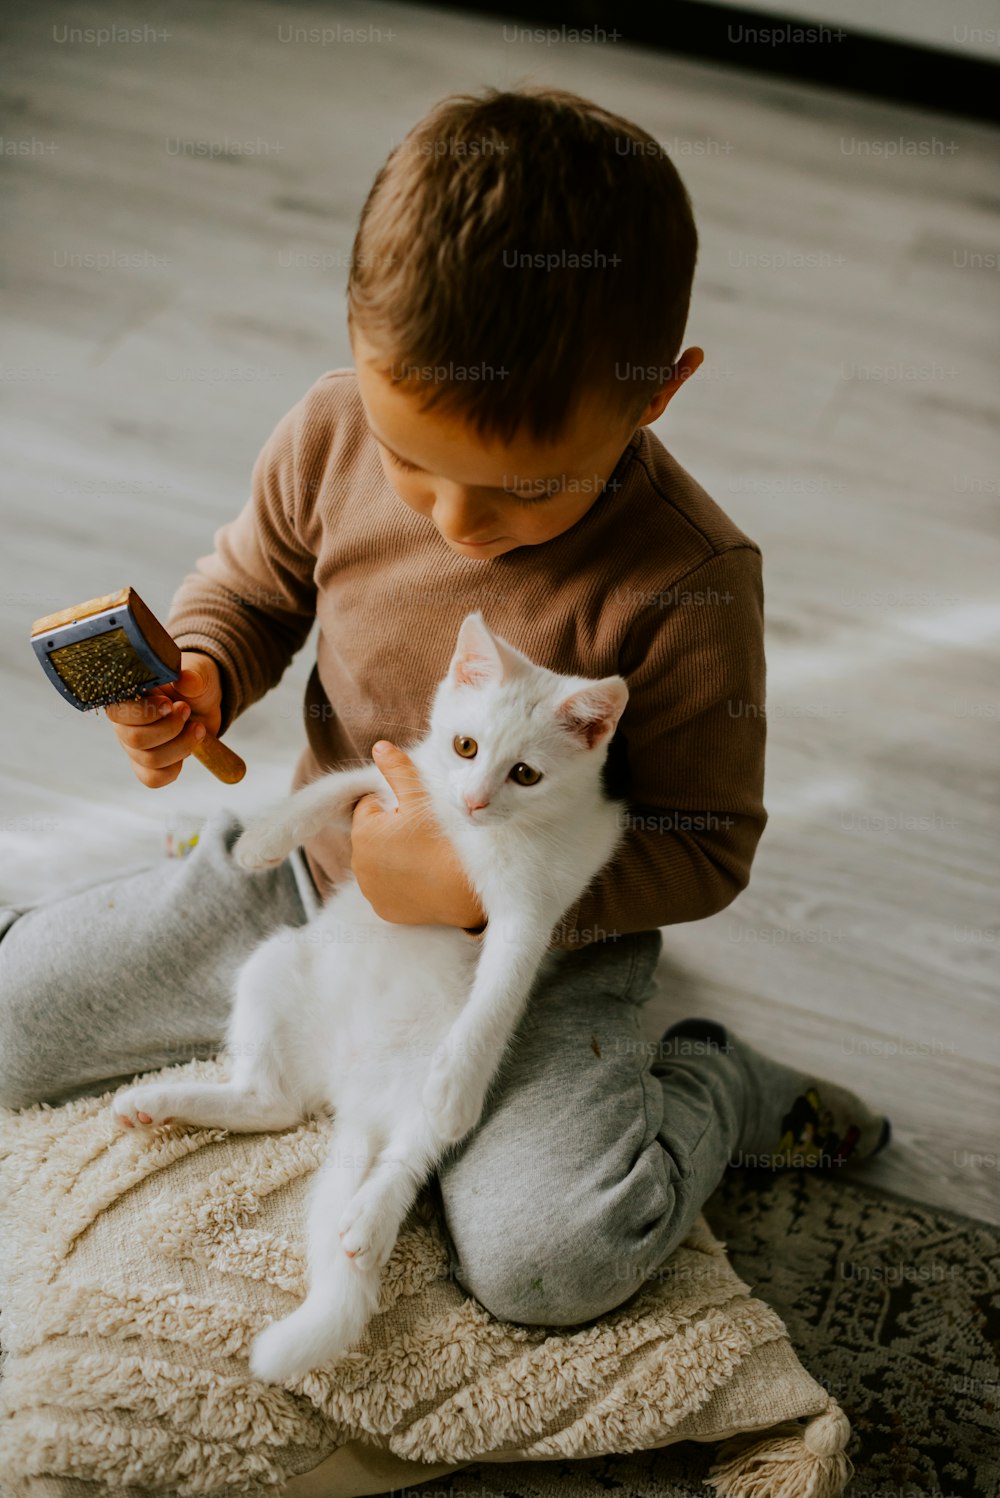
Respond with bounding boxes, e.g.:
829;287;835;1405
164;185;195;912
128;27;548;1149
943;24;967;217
451;614;504;688
453;652;499;688
556;687;624;749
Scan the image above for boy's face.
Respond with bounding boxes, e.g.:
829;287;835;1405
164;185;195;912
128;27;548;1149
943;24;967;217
352;329;652;560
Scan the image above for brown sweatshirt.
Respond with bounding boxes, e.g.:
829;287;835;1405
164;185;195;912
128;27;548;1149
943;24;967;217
166;370;767;949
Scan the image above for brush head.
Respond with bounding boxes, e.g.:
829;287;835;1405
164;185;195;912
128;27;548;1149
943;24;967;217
31;588;182;711
42;626;171;710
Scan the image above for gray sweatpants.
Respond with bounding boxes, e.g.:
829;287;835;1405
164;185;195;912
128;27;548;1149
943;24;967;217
0;808;746;1327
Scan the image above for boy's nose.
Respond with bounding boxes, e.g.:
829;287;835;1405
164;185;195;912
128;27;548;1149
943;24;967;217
433;488;493;538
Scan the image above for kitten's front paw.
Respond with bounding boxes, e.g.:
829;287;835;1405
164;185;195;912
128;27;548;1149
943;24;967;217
233;822;290;871
423;1056;485;1145
111;1086;180;1132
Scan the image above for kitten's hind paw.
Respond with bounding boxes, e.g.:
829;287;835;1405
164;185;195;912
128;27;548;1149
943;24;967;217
249;1297;364;1384
233;823;290;871
110;1086;180;1133
249;1316;315;1385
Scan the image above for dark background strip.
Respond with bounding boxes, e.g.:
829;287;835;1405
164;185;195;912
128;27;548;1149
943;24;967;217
410;0;1000;125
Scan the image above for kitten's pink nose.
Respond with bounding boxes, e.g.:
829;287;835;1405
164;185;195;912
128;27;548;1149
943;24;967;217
465;795;490;814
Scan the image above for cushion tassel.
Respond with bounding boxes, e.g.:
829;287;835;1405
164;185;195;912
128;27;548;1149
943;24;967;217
704;1404;854;1498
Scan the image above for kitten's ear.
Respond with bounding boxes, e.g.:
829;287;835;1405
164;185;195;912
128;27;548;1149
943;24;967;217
555;676;629;750
449;612;507;688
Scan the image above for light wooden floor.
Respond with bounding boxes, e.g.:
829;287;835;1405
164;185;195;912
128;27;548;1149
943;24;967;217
1;1;997;1223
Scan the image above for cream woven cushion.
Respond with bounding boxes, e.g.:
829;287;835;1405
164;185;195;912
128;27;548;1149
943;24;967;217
0;1058;855;1498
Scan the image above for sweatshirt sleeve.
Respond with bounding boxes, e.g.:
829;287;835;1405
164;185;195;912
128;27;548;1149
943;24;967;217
165;393;320;736
549;545;767;950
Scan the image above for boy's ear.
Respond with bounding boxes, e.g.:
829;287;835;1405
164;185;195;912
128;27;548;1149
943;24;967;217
636;345;704;426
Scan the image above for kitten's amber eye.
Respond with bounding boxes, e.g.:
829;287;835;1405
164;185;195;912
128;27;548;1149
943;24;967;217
454;735;478;759
510;762;542;786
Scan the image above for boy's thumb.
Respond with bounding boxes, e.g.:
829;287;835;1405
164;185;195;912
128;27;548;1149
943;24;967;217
372;741;422;803
176;665;214;704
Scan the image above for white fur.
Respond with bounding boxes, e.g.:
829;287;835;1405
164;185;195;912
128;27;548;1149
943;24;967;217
111;613;627;1385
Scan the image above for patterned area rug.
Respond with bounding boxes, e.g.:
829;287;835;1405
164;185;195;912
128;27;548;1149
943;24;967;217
423;1168;1000;1498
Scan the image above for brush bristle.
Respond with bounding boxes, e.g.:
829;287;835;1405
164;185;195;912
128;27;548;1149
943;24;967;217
48;627;159;709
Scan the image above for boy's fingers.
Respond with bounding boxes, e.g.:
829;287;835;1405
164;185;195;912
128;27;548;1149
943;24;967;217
133;760;183;789
351;792;384;827
115;701;191;751
107;662;218;729
130;717;206;769
106;691;176;726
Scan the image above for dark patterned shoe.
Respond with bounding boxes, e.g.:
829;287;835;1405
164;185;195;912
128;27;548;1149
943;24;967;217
661;1018;892;1172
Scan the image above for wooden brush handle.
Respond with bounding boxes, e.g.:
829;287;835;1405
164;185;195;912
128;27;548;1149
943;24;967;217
192;733;246;784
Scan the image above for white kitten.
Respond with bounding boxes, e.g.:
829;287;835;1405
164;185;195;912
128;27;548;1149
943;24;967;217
111;613;627;1384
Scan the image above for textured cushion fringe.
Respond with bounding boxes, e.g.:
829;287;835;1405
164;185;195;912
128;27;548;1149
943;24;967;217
705;1404;854;1498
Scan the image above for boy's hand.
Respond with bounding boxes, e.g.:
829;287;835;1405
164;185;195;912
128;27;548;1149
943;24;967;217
106;651;224;788
351;741;486;931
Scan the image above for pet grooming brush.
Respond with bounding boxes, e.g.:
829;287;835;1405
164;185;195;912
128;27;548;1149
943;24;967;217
31;586;246;783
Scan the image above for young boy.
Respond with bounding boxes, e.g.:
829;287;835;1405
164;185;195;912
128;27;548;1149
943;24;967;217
0;86;889;1328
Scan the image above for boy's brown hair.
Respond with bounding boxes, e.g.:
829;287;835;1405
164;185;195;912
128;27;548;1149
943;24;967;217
347;85;698;446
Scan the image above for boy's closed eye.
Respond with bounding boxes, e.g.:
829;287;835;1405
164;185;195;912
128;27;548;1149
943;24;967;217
384;445;562;503
384;448;421;474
